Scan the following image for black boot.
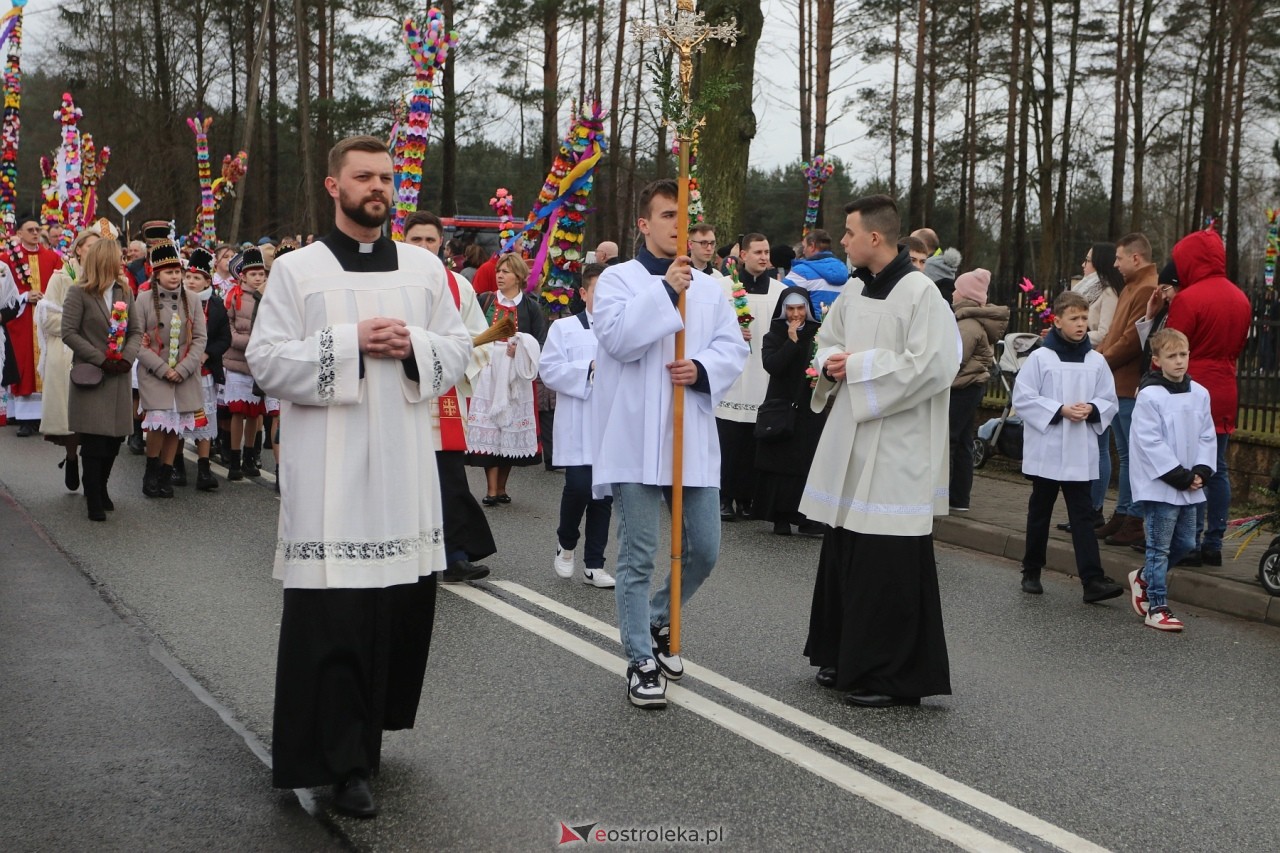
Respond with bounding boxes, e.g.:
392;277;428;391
128;421;146;455
195;457;219;491
226;449;244;481
81;457;106;521
157;464;175;498
242;448;261;478
60;455;80;491
143;457;163;497
212;429;230;464
171;442;188;486
100;454;117;511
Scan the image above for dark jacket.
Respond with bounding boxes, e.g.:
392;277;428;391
1097;262;1158;398
757;285;827;474
202;295;232;383
1167;230;1252;434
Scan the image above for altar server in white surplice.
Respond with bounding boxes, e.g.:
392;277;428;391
800;194;958;709
245;136;471;819
591;179;748;710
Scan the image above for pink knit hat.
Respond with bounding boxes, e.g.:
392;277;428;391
953;268;992;305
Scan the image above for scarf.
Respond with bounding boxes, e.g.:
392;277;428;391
1040;327;1093;363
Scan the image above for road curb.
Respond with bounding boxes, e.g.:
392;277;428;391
935;516;1277;625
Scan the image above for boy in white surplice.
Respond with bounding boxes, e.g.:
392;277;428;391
1012;290;1121;603
591;180;748;709
246;136;471;818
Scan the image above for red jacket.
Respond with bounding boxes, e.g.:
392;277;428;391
1167;229;1251;434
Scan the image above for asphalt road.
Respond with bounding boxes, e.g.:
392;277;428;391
2;424;1279;852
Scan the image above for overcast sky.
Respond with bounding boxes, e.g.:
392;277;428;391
22;0;876;174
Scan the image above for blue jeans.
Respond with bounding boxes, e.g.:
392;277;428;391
1112;397;1137;516
1090;428;1111;511
1140;501;1199;609
1195;434;1231;553
612;483;720;666
557;465;613;569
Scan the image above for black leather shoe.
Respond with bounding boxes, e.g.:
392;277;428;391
441;561;490;583
482;495;499;507
61;456;80;491
773;521;792;536
1021;570;1043;595
1200;549;1222;567
815;667;837;688
1082;576;1124;603
332;775;378;818
1056;521;1072;532
1176;552;1203;568
720;502;735;522
127;433;145;455
844;690;920;708
15;423;33;437
796;520;828;538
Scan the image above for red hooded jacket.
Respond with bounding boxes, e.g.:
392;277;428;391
1167;229;1251;434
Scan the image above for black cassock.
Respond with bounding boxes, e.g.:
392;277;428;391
804;529;952;699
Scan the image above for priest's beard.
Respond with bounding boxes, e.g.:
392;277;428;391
339;189;390;230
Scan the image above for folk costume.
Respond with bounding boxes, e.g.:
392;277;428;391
465;289;546;465
715;267;784;518
0;263;21;389
3;236;61;424
183;248;228;446
754;287;828;530
800;249;958;701
591;249;747;686
222;249;267;419
245;229;470;790
434;266;497;572
541;308;614;584
134;245;208;435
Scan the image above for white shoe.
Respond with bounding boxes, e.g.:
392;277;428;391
583;569;615;588
553;546;575;579
627;659;667;708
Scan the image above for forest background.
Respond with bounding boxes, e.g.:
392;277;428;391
16;0;1280;290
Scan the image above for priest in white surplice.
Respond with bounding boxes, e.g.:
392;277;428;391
799;195;958;709
246;136;471;818
592;180;748;709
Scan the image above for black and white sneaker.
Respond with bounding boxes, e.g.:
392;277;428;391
627;659;667;708
650;623;684;681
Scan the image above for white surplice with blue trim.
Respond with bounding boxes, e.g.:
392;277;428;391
246;236;471;589
799;269;959;536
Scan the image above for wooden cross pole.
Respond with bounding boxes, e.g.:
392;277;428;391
636;0;737;656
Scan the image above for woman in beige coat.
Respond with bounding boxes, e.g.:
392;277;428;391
134;242;207;498
62;239;142;520
37;226;103;491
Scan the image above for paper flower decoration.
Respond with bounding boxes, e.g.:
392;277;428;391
187;114;217;247
489;188;515;246
801;155;836;238
106;301;128;360
0;1;22;232
391;8;458;240
1018;277;1055;326
1265;208;1278;290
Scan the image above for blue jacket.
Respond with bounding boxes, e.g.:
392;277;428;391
784;251;849;322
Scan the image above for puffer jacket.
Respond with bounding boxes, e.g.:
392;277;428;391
1167;229;1251;434
222;287;259;376
953;300;1009;389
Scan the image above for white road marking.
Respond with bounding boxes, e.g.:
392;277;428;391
489;581;1111;853
444;582;1022;853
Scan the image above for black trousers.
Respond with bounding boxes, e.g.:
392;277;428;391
1021;476;1103;584
557;465;613;568
271;575;438;789
716;418;757;506
435;450;496;562
948;384;984;509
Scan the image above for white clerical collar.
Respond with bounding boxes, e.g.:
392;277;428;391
496;290;523;308
358;242;374;254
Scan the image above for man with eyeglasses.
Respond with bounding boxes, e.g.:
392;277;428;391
688;223;725;279
3;217;61;436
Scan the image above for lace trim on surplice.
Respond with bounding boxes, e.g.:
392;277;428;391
277;528;445;564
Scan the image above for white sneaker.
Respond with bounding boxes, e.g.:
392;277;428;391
553;546;575;579
1145;606;1184;632
583;569;616;588
650;624;684;681
627;659;667;708
1127;568;1149;617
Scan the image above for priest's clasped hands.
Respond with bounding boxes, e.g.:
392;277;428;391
358;317;413;360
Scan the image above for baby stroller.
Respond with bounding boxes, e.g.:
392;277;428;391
972;332;1042;469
